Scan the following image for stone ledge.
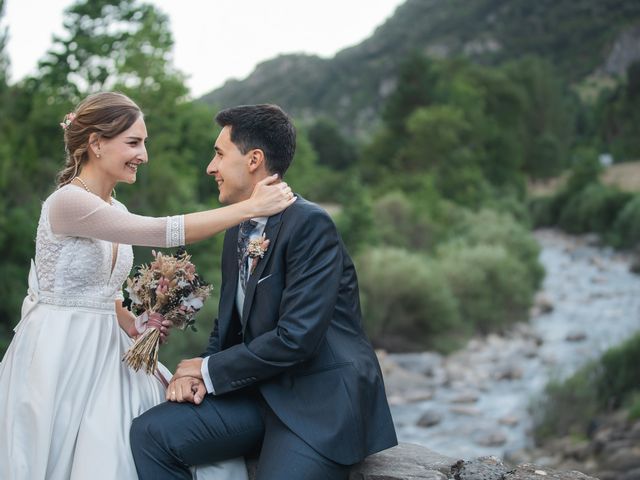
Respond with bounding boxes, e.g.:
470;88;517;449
248;443;598;480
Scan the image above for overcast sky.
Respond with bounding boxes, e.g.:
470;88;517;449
2;0;404;98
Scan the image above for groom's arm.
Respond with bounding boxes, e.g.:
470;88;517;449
201;318;221;357
205;208;342;395
199;318;221;393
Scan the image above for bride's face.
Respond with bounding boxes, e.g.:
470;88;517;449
93;116;148;185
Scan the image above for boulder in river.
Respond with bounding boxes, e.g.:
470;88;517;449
565;331;587;342
417;410;443;428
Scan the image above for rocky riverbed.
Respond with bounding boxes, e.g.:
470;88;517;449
380;230;640;472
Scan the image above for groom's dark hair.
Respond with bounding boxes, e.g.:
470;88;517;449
215;104;296;177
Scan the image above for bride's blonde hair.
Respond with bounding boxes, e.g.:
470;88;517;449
56;92;143;188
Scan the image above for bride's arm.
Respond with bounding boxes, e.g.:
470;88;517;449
49;175;294;247
115;300;139;338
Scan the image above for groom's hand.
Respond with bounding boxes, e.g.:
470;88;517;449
174;357;204;380
167;376;206;405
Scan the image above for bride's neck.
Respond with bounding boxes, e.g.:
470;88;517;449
76;165;116;203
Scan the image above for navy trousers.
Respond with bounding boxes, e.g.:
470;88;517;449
130;391;350;480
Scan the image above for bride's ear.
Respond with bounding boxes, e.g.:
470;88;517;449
247;149;265;173
88;133;101;158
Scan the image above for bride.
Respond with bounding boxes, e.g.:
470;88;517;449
0;91;295;479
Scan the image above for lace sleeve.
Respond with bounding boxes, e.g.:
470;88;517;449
48;185;185;247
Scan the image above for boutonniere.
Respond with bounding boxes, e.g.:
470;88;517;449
247;234;270;274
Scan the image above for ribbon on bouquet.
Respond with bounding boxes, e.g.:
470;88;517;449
14;259;40;333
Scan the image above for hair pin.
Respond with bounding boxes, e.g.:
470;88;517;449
60;112;77;130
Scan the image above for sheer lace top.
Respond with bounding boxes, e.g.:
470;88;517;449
34;184;185;306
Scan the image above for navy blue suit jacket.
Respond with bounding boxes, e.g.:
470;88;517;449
202;197;397;465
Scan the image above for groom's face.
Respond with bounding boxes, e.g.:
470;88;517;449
207;126;254;205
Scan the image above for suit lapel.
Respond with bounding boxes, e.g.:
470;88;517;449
241;211;285;330
217;226;239;348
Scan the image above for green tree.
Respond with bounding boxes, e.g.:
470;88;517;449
402;105;491;206
38;0;185;100
382;53;438;135
335;177;374;256
597;61;640;161
0;1;220;366
307;118;357;171
503;57;575;179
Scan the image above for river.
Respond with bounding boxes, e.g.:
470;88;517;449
386;229;640;460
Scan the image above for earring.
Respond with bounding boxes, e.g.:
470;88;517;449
96;153;101;158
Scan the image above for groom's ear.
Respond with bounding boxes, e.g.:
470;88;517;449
247;149;266;173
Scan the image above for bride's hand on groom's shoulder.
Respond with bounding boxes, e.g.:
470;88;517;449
167;376;206;405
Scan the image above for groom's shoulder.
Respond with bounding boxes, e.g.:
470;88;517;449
282;195;338;234
284;195;334;223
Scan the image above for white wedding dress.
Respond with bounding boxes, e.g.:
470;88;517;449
0;184;247;480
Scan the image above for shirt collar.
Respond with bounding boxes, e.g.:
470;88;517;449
251;216;268;228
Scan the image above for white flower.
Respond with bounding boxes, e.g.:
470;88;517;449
125;286;142;305
182;293;204;310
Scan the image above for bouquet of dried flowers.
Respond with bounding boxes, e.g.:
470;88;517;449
122;247;212;374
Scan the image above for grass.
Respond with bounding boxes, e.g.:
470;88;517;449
528;161;640;197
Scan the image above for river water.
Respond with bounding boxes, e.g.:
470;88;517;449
387;230;640;460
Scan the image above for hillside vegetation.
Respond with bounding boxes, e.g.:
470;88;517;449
201;0;640;137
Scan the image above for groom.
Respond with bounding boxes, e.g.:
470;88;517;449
130;104;397;479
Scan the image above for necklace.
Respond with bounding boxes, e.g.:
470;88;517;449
73;176;113;205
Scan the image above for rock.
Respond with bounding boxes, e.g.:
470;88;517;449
405;390;435;403
600;447;640;472
451;392;479;404
601;439;634;458
450;405;482;416
588;255;606;271
540;352;558;365
388;389;434;406
472;428;508;447
417;410;443;428
629;420;640;440
533;294;555;315
621;467;640;480
493;364;524;380
391;352;444;377
451;456;509;480
584;234;601;247
562;440;592;461
499;415;520;427
565;331;587;342
382;363;431;396
630;257;640;275
594;471;620;480
348;443;456;480
504;464;599;480
520;343;540;358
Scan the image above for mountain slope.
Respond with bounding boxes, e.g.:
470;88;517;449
200;0;640;137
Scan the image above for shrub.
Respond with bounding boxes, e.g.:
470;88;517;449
372;191;434;252
597;332;640;408
445;209;544;291
356;247;463;352
438;244;535;333
557;183;632;235
612;195;640;248
533;332;640;441
532;365;601;441
529;196;556;227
